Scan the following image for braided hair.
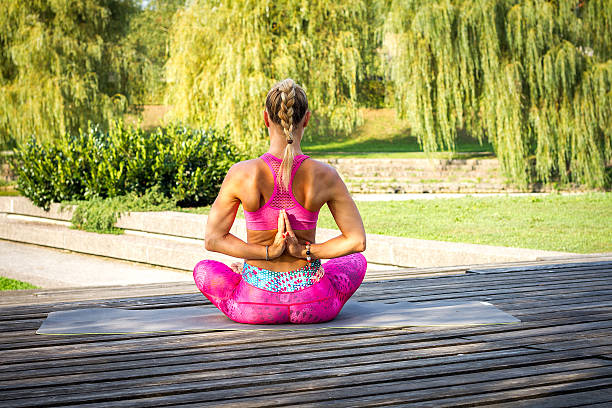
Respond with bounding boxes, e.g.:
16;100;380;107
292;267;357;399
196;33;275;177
265;78;308;190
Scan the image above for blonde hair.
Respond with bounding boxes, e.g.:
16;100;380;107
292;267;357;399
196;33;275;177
265;78;308;190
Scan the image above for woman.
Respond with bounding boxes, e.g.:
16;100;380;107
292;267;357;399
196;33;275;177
193;78;367;324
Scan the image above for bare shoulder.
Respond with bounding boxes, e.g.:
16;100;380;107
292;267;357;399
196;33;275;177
303;158;342;186
225;158;261;181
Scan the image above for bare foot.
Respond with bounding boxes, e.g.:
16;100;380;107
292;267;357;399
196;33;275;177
230;262;243;275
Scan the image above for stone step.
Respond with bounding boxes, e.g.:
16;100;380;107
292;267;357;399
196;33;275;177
322;158;501;174
342;170;501;179
321;157;507;193
344;182;516;194
345;174;501;182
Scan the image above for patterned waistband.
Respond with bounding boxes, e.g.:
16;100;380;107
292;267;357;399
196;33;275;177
242;259;324;293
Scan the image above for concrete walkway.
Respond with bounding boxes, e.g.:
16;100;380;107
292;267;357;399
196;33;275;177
0;240;193;288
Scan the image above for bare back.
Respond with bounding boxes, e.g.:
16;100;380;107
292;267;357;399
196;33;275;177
207;155;364;272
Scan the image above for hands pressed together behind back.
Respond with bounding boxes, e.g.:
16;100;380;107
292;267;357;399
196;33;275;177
267;210;306;260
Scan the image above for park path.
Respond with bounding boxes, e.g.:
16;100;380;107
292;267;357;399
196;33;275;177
0;240;193;288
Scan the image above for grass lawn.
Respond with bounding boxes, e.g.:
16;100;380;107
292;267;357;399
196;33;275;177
0;179;19;196
303;109;495;159
0;189;20;196
0;276;38;290
317;193;611;253
183;193;611;254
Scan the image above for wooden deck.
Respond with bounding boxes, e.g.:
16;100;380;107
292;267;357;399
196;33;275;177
1;260;612;407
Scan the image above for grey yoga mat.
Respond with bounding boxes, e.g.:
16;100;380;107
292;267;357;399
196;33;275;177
37;300;520;335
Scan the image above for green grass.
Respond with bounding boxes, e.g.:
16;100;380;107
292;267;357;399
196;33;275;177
0;181;19;196
0;189;20;196
303;108;494;158
317;193;612;253
180;205;212;215
0;276;38;290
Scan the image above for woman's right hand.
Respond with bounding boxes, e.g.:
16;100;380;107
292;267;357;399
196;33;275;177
282;210;305;258
267;209;287;259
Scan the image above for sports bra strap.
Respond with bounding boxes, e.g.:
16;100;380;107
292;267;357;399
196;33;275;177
260;153;308;191
243;153;318;231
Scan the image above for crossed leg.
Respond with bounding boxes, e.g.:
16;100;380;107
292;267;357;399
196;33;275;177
193;253;367;324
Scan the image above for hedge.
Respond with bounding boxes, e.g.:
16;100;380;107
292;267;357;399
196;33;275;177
12;122;241;209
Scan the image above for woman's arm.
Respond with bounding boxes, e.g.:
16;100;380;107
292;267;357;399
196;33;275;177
285;169;366;260
205;165;286;259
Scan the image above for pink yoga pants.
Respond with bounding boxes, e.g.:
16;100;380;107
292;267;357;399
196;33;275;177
193;253;367;324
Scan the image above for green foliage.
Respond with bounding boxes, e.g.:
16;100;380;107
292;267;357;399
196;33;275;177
0;276;38;291
121;0;186;104
385;0;612;188
357;79;389;109
12;122;241;210
166;0;384;152
303;108;494;155
69;186;177;233
0;0;147;147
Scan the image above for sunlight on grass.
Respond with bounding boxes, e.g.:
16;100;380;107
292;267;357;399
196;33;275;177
0;276;38;290
183;193;610;253
303;109;494;156
318;193;611;253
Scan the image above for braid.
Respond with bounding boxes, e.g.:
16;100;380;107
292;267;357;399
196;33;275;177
278;79;296;191
265;78;309;191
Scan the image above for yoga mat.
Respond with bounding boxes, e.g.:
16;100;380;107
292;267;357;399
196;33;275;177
37;300;520;335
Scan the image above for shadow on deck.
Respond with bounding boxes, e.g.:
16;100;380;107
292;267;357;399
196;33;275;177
1;258;612;407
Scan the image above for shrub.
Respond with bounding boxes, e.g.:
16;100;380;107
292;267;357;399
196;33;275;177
69;187;178;234
12;122;241;209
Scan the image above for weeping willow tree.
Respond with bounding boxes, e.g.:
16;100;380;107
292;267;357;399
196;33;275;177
0;0;142;148
121;0;186;104
166;0;383;152
385;0;612;188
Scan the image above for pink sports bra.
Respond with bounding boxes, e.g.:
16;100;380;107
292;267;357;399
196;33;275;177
244;153;319;231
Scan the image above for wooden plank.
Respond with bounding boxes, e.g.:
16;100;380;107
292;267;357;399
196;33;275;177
0;328;419;369
468;261;612;274
355;287;612;310
8;361;610;408
0;336;520;381
364;269;612;295
0;265;608;320
2;309;611;367
2;306;610;361
478;388;612;408
1;304;609;360
353;271;612;298
0;260;610;408
1;261;609;308
1;295;609;338
312;377;612;408
4;287;608;333
1;346;543;399
0;283;199;307
353;268;612;297
4;341;612;400
3;338;612;396
355;280;612;304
